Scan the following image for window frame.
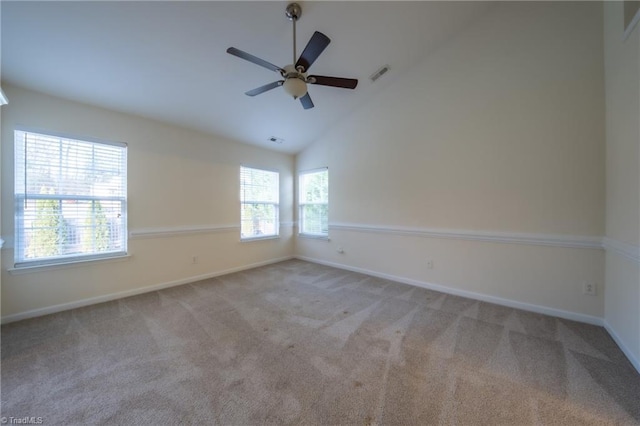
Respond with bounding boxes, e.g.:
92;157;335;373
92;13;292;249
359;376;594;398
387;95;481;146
240;165;280;241
13;128;128;268
298;167;329;238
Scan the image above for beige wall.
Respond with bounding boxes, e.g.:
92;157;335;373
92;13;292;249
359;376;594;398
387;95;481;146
1;85;295;320
297;2;606;321
603;1;640;370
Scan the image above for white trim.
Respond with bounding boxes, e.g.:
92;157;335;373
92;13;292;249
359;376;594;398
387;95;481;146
129;225;239;239
329;223;603;250
5;222;293;246
298;166;328;176
604;321;640;374
0;238;4;249
240;163;280;174
295;255;604;326
240;235;280;243
623;3;640;41
0;256;293;324
9;254;131;275
602;237;640;264
15;126;126;148
298;233;330;241
130;223;296;239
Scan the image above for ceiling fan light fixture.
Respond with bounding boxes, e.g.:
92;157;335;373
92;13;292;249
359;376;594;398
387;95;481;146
283;77;307;99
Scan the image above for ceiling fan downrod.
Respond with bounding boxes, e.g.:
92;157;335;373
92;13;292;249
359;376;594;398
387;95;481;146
283;2;307;99
285;3;302;67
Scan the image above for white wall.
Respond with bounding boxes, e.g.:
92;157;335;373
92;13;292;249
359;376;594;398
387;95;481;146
296;2;606;321
603;1;640;370
1;85;294;321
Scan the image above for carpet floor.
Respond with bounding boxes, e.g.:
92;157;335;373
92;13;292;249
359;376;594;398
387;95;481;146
2;259;639;425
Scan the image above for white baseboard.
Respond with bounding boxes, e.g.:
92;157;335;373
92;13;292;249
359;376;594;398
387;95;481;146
295;255;604;326
0;256;294;324
604;321;640;374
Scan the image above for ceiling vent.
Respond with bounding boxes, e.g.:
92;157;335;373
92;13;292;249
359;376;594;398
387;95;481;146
268;136;284;144
370;65;390;82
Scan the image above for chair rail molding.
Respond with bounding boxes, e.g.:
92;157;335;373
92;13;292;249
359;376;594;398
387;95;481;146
602;237;640;263
129;224;239;239
328;222;603;250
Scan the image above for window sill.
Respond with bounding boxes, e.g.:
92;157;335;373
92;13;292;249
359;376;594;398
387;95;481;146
298;233;330;241
240;235;280;243
8;254;131;275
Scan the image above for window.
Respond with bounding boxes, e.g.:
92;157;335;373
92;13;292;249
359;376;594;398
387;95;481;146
14;130;127;267
240;166;279;240
299;168;328;236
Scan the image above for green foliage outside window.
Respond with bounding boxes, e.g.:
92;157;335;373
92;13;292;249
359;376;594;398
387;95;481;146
26;193;67;259
82;201;110;252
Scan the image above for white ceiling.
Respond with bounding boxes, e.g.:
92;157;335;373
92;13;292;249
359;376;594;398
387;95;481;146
2;1;492;154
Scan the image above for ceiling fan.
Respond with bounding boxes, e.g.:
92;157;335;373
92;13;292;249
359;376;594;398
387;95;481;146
226;2;358;110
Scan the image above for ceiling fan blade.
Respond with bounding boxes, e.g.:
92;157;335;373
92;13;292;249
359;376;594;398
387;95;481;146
295;31;331;72
309;75;358;90
245;81;284;97
227;47;284;73
300;92;314;110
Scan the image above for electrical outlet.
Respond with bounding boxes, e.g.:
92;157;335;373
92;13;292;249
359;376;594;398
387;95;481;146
427;260;434;270
583;282;596;296
337;247;344;254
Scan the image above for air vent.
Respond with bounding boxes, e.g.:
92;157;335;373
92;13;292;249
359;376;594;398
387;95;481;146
370;65;390;82
268;136;284;144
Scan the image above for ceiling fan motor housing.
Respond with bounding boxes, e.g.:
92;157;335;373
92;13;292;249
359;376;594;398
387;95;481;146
282;64;306;80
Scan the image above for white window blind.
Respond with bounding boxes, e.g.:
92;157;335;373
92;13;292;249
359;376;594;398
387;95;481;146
299;168;328;236
240;166;279;240
14;130;127;267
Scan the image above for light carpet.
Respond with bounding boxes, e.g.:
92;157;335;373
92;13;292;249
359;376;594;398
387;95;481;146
2;259;639;424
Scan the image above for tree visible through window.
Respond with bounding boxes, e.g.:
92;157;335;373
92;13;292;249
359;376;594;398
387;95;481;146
299;168;328;236
240;166;279;240
14;130;127;267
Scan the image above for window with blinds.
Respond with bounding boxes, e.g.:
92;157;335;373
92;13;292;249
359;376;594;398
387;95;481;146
299;168;328;236
240;166;279;240
14;130;127;267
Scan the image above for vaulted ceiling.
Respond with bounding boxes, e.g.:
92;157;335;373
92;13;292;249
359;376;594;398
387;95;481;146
2;1;493;153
